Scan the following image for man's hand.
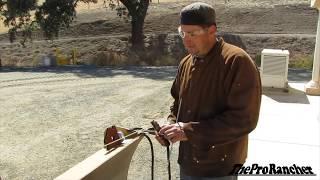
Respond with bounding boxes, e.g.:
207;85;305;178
155;133;169;146
155;123;188;146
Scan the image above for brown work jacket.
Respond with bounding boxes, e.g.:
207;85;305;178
168;38;262;177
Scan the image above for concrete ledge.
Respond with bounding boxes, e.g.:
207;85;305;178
305;80;320;95
55;135;144;180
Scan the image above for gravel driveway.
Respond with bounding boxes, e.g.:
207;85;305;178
0;66;180;180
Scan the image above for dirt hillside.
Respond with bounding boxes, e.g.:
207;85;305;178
69;0;318;36
1;0;316;38
0;0;318;67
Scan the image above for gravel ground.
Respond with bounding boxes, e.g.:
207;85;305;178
0;66;180;180
0;65;313;179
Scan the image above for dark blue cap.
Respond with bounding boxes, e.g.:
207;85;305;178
180;2;216;26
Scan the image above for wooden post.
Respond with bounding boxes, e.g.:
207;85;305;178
305;0;320;95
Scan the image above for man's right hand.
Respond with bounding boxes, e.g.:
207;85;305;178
155;132;170;146
155;123;188;146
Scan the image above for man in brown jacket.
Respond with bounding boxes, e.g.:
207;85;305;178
155;2;262;180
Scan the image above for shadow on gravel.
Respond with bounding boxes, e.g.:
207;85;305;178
1;66;311;81
0;66;177;81
288;68;312;82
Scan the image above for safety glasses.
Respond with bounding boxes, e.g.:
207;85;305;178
178;26;208;38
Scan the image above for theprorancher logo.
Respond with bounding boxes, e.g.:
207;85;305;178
230;164;317;176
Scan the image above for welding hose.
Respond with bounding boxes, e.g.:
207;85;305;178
166;145;171;180
141;131;171;180
129;127;171;180
142;133;155;180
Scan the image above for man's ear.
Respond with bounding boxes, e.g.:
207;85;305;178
208;25;217;35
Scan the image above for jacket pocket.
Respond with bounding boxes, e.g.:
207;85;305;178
192;145;230;165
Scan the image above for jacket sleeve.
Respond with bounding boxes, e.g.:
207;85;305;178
184;54;262;147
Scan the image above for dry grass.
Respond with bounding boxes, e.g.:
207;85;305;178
289;54;314;69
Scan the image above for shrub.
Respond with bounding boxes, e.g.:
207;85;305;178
289;55;313;70
254;54;261;67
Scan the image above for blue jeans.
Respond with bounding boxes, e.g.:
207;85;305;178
180;168;238;180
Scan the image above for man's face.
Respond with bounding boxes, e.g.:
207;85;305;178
179;25;216;56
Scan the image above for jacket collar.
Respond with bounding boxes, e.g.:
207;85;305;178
192;38;223;65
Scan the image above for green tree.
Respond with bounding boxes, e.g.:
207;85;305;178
0;0;37;44
0;0;150;49
114;0;150;49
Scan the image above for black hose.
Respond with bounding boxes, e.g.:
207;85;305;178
167;146;171;180
143;133;154;180
143;133;171;180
